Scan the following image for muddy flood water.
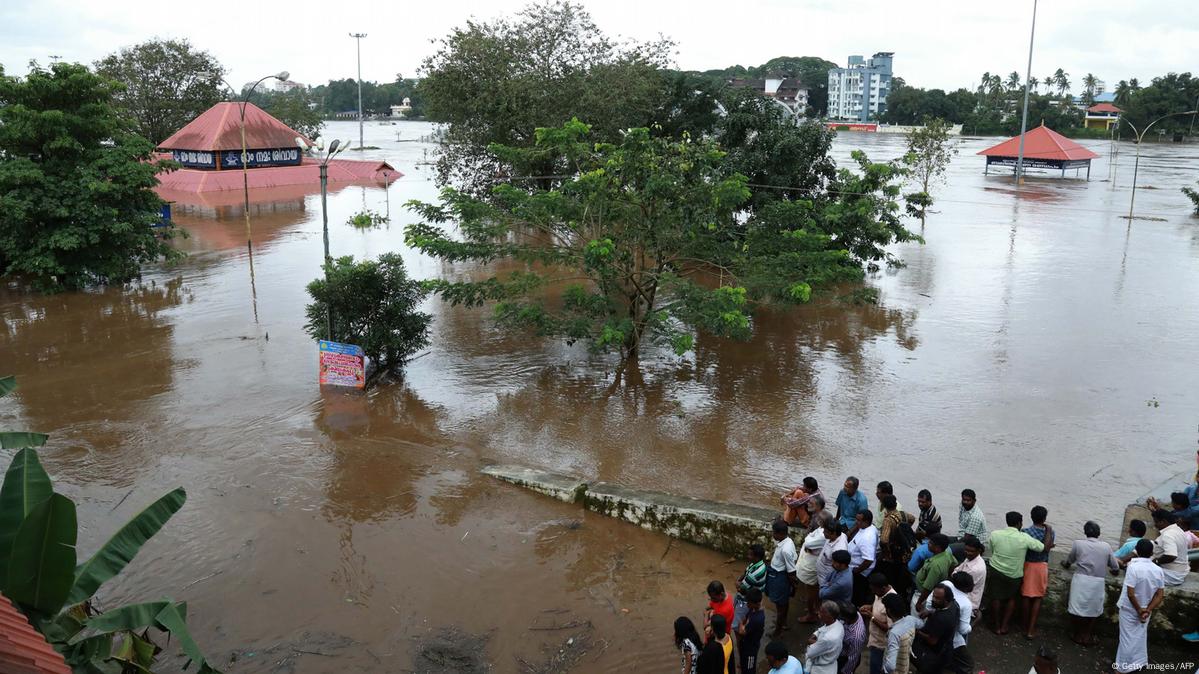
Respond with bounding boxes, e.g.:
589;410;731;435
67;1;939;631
2;120;1199;672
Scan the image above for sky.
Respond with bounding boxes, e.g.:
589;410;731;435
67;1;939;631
1;0;1196;92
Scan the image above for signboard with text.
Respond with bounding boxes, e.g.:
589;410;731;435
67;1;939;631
220;147;303;169
318;340;366;389
171;149;216;168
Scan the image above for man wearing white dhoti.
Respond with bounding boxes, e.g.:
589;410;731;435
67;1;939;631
1061;521;1119;646
1115;540;1165;672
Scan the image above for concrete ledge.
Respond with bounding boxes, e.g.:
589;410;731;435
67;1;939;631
585;481;778;556
481;464;588;503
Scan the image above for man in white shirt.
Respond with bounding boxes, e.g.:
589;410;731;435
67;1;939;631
816;519;849;591
1151;510;1192;585
848;510;879;606
804;600;845;674
1116;540;1166;671
767;519;799;636
953;535;986;618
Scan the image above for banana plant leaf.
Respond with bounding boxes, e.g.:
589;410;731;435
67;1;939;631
0;432;49;449
0;447;54;590
112;631;158;672
0;375;15;397
67;487;187;606
70;601;172;643
5;492;77;614
154;602;222;674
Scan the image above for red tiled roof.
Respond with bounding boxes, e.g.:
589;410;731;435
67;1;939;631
977;124;1099;161
155;156;401;193
158;102;314;152
0;593;71;674
1087;102;1122;113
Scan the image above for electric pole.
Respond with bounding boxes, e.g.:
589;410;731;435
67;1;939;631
349;33;367;149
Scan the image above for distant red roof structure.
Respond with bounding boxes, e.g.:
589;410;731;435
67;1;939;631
158;102;313;152
977;124;1099;179
1087;102;1122;114
0;593;71;674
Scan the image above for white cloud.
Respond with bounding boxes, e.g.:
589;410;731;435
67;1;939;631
1;0;1195;91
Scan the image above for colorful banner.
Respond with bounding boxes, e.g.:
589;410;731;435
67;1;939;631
318;340;366;389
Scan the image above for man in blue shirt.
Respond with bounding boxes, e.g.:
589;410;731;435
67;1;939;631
908;520;941;573
835;475;869;530
764;640;804;674
821;550;854;605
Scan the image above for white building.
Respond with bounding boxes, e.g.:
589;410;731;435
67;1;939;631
827;52;894;122
727;76;810;116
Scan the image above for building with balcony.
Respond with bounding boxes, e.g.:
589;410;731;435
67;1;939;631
1084;102;1122;130
827;52;893;122
726;76;810;116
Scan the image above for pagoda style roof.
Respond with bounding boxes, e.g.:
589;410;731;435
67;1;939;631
977;124;1099;161
158;102;313;151
1087;102;1122;114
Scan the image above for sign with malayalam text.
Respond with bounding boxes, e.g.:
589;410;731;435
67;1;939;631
220;147;303;169
319;340;366;389
171;150;216;168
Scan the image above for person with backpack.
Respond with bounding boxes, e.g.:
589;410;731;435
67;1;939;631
877;494;915;597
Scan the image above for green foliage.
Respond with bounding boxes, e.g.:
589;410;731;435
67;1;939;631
346;209;389;229
1117;72;1199;140
902;118;958;226
311;75;423;117
406;120;915;357
418;0;675;194
0;62;181;291
304;254;432;377
94;39;227;145
882;80;977;125
694;55;839;116
254;87;324;140
1183;182;1199;215
0;384;218;672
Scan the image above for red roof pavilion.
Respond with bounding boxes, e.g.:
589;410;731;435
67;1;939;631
1087;102;1122;114
158;102;313;151
977;124;1099;179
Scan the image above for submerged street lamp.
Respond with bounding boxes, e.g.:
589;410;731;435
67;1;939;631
1014;0;1038;184
1122;109;1197;221
300;136;350;340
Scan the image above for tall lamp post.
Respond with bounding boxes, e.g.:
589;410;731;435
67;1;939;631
1014;0;1038;184
350;33;367;149
1122;109;1197;221
208;71;290;253
298;137;349;340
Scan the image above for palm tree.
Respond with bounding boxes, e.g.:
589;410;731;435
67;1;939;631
1128;77;1140;91
1029;76;1040;93
978;72;992;96
1007;71;1021;92
1053;68;1070;97
1114;79;1130;105
1082;73;1099;105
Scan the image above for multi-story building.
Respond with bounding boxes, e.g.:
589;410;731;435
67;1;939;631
827;52;894;121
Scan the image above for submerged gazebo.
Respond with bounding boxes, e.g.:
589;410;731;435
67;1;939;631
154;102;399;193
977;124;1099;180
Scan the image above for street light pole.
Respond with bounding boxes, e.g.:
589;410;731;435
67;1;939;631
1123;109;1198;221
350;33;367;149
301;138;349;340
1014;0;1038;184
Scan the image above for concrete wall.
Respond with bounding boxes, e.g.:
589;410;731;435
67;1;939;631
483;464;1198;639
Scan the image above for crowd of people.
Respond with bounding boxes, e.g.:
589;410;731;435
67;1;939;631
672;467;1199;674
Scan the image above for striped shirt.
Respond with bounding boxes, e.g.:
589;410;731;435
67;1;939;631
740;559;768;594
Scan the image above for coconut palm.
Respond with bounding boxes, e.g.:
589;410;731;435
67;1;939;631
1006;71;1021;92
1081;73;1099;105
1053;68;1070;97
1029;76;1040;93
1114;79;1131;105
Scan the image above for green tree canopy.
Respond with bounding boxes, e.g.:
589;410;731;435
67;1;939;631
94;38;226;144
1118;72;1199;140
255;87;324;140
0;62;180;291
418;1;674;194
405;119;915;358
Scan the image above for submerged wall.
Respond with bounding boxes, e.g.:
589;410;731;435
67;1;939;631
482;464;1198;640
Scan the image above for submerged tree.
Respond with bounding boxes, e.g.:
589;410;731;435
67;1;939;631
0;62;181;291
1183;181;1199;215
902;118;958;228
304;254;432;382
405;119;915;358
95;38;226;144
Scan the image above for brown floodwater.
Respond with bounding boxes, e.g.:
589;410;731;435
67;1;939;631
2;120;1199;672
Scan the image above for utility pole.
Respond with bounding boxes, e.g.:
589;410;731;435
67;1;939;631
1015;0;1038;184
350;33;367;149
